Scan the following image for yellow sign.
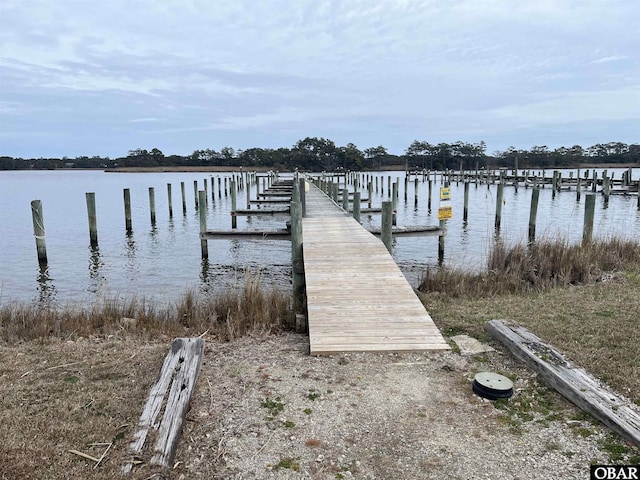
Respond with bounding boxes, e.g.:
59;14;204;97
438;206;452;220
440;188;451;200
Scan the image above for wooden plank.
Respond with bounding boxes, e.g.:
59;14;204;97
302;184;449;355
486;320;640;446
123;338;205;474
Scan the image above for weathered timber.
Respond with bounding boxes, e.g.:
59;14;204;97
366;225;443;236
486;320;640;446
201;229;290;239
122;338;205;474
233;208;290;215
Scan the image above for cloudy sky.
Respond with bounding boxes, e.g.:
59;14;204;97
1;0;638;158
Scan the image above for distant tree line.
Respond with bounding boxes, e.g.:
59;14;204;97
1;139;638;171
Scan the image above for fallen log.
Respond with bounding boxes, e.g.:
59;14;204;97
122;337;205;474
486;320;640;446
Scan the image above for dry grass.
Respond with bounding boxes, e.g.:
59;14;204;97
420;237;640;296
0;271;293;344
419;238;640;403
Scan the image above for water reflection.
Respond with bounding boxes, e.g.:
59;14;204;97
88;247;104;280
36;264;56;305
125;233;138;275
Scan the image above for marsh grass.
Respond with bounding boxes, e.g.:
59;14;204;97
0;271;292;343
420;237;640;402
420;237;640;296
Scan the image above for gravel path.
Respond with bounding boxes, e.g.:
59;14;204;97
163;332;634;479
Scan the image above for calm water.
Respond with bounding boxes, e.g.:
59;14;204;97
1;169;638;306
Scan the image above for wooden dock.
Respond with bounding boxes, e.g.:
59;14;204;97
302;185;449;355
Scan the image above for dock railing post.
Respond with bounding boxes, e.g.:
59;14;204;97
291;200;306;331
299;178;306;217
392;181;398;226
353;191;361;223
381;201;393;253
31;199;48;264
583;194;595;245
342;188;349;212
85;192;98;248
199;191;208;259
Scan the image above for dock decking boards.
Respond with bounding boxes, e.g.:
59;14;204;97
302;185;450;355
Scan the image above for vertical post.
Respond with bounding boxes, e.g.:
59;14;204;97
583;194;595;245
528;187;540;244
291;199;305;330
85;192;98;248
368;181;372;208
203;178;208;205
404;175;408;203
230;180;237;228
31;200;47;264
224;177;228;197
148;187;156;226
551;171;557;199
180;182;187;215
123;188;132;234
495;182;504;233
193;180;199;208
246;181;251;209
387;176;391;197
198;190;208;259
218;177;222;198
392;181;398;226
427;179;432;212
438;219;445;265
603;176;610;206
167;183;173;218
576;177;582;202
381;201;393;253
353;191;361;223
299;177;306;217
414;177;419;206
463;181;469;222
342;188;349;211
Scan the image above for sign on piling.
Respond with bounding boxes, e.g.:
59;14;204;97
438;187;452;220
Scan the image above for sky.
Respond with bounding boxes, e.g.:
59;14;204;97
0;0;638;159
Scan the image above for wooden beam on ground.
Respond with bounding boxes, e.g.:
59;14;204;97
122;338;205;474
486;320;640;446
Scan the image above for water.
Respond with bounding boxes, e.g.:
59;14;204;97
1;169;638;306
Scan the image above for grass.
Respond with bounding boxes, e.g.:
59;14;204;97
0;271;293;344
420;237;640;403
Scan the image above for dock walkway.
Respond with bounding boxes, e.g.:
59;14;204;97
302;185;449;355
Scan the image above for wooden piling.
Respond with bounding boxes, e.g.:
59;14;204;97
218;177;222;198
342;188;349;211
603;176;610;205
353;192;361;223
230;180;237;228
299;178;306;217
180;182;187;215
414;177;419;206
198;191;208;259
391;181;398;226
246;182;251;209
31;199;47;264
583;194;595;245
291;200;305;326
463;181;469;222
148;187;156;225
528;187;540;244
495;182;504;233
123;188;132;234
428;179;432;212
167;184;173;218
381;201;392;253
368;182;372;208
576;177;581;202
438;219;445;266
193;180;198;208
85;192;98;248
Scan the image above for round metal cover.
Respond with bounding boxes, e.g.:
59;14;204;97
472;372;514;400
